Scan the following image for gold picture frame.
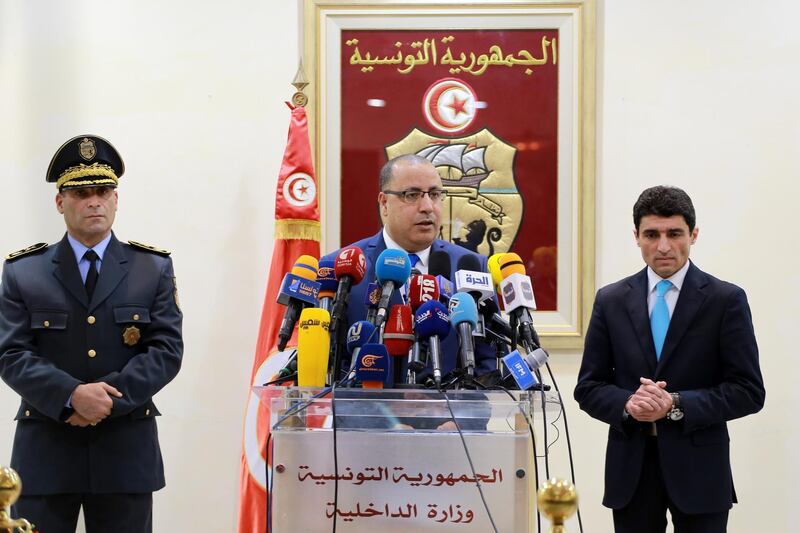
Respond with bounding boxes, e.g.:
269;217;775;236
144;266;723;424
302;0;596;350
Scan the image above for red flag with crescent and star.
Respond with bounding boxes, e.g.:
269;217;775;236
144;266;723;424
237;103;320;533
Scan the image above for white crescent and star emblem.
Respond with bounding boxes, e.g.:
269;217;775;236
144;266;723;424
422;78;478;134
283;172;316;207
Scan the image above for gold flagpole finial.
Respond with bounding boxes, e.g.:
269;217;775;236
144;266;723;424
291;60;309;107
0;466;35;532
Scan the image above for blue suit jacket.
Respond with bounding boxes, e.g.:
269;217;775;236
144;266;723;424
574;263;765;514
0;233;183;495
322;231;497;385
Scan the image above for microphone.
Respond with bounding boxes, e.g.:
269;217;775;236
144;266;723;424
408;274;440;308
355;343;390;389
501;348;550;390
383;304;414;385
363;282;381;324
296;308;331;387
414;300;451;386
406;275;438;381
276;255;320;352
478;298;514;342
343;320;377;384
449;293;478;376
373;249;412;327
455;255;495;304
498;253;540;351
429;250;454;303
316;258;338;313
487;253;506;310
330;246;367;334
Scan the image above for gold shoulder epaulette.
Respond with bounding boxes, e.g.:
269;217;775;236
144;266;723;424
5;242;48;261
128;240;171;256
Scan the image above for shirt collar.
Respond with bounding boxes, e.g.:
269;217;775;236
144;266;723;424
382;228;431;269
647;258;691;294
67;232;112;264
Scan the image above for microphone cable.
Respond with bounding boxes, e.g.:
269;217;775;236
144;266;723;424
439;383;500;533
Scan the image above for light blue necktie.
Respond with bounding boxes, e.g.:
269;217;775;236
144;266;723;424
651;280;673;360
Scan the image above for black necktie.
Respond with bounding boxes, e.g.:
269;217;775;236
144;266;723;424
84;250;99;298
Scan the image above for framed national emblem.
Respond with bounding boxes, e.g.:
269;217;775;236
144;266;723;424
303;0;596;349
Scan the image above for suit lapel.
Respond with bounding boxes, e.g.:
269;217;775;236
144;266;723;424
656;263;708;372
89;234;128;312
625;268;657;374
52;235;89;308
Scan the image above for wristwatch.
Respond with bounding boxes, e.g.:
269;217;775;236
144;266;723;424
667;392;684;421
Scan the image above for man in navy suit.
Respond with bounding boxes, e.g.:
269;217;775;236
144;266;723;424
574;186;765;532
0;135;183;533
322;154;496;386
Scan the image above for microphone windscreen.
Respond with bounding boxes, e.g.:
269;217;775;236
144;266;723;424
291;255;319;281
408;274;439;310
355;343;390;387
414;300;451;339
297;308;331;387
449;292;478;328
334;246;367;284
375;249;412;284
383;305;414;356
429;250;452;279
488;253;506;288
317;258;338;296
346;320;377;354
456;254;483;273
499;252;526;278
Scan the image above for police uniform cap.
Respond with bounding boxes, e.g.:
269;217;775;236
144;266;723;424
46;135;125;190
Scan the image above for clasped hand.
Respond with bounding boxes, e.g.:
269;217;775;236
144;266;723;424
66;382;123;427
625;377;672;422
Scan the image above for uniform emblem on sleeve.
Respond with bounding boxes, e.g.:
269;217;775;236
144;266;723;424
123;326;141;346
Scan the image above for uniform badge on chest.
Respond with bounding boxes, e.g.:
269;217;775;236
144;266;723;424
123;325;141;346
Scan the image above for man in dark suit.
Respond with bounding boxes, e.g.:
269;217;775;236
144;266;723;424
321;154;497;386
0;135;183;533
574;186;765;532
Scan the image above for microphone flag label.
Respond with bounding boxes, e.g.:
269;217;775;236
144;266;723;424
502;350;539;390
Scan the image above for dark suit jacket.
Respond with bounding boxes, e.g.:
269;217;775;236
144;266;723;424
0;233;183;495
574;262;765;514
321;231;497;385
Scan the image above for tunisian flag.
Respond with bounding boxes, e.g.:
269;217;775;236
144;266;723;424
238;103;320;533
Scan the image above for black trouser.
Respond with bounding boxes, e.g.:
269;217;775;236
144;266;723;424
612;437;729;533
13;493;152;533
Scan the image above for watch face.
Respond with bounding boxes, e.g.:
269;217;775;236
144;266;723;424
668;409;684;421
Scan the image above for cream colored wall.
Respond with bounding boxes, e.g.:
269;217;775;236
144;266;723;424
0;1;796;532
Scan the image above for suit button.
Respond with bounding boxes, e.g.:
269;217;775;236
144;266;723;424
145;409;150;416
43;320;50;328
87;316;96;324
25;410;30;417
88;349;97;358
133;314;140;321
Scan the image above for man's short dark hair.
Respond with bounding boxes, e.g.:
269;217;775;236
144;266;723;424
379;154;432;191
633;186;696;232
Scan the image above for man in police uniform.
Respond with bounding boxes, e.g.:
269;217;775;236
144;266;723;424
0;135;183;533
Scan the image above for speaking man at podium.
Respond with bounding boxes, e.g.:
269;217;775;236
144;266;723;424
574;186;765;532
321;154;496;386
0;135;184;533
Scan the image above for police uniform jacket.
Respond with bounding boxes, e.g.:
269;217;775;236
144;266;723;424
0;233;183;495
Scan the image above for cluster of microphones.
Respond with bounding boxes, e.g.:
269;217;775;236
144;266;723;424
273;245;550;391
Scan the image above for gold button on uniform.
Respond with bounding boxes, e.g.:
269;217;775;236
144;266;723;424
88;349;97;358
145;409;150;416
43;320;50;328
87;316;96;324
133;314;140;321
25;410;30;417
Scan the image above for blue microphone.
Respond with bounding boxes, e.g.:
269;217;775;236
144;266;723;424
355;343;390;388
373;249;412;327
429;250;454;303
316;258;338;313
362;282;381;324
344;320;377;383
449;292;478;376
414;300;451;386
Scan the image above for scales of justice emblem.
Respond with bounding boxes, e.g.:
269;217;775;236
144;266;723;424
385;78;523;256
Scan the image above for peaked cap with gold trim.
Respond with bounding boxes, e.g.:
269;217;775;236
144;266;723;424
46;135;125;190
